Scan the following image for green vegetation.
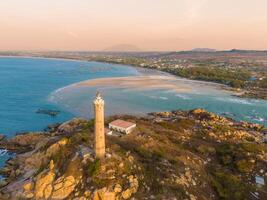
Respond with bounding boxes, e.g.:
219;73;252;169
87;159;101;176
236;159;255;173
165;67;251;88
240;142;266;154
210;170;247;200
197;145;216;155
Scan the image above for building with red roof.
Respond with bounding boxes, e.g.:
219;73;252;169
109;119;136;134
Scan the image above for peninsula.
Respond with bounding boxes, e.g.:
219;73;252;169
0;105;266;199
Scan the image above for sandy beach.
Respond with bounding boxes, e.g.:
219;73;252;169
74;75;192;93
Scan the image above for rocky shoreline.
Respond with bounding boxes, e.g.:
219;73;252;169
0;109;266;199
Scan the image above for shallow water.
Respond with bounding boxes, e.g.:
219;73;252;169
52;80;267;126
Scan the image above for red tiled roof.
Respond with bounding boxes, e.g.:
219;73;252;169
109;119;136;129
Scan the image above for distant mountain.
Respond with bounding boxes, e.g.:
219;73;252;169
228;49;266;53
191;48;217;52
103;44;141;52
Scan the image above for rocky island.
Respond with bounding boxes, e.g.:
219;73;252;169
0;108;266;200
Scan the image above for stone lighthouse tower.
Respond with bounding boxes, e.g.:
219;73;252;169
93;92;105;159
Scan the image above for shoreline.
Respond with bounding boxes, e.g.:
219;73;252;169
0;55;245;94
0;55;238;95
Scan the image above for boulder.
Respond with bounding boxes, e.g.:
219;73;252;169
93;187;115;200
190;108;206;114
51;176;76;199
114;184;122;193
51;156;82;199
34;170;55;199
57;118;87;135
8;132;46;147
121;189;132;199
23;181;33;191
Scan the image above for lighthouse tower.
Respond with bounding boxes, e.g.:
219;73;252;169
93;92;105;159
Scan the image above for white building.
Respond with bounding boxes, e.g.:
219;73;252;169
109;119;136;134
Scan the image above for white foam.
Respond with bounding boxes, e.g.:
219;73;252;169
147;95;168;100
159;96;168;100
215;97;253;105
48;82;81;103
0;149;8;157
175;94;191;100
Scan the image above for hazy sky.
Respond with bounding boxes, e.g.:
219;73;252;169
1;0;267;51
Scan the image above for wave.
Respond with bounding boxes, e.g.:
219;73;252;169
159;96;168;100
245;115;266;123
148;95;168;100
48;82;82;103
52;83;78;94
0;149;8;157
175;94;191;100
215;97;253;105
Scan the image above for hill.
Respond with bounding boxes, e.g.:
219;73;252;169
0;109;266;200
103;44;141;52
191;48;217;52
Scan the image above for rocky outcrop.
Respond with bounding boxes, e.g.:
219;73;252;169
57;118;87;135
23;138;69;170
0;134;5;141
34;169;55;199
0;132;46;152
21;156;82;200
0;110;266;200
93;188;115;200
51;175;77;199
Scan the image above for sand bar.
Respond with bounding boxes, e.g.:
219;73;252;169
74;75;192;93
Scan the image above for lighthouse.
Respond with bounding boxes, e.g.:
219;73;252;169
93;92;105;159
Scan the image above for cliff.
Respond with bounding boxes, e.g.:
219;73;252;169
0;109;266;200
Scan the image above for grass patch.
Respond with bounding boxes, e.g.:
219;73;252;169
87;159;101;177
235;159;255;173
210;170;247;200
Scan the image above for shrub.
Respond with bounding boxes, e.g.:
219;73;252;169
197;145;216;155
210;171;247;200
235;159;254;173
87;159;101;177
216;144;235;166
240;143;265;154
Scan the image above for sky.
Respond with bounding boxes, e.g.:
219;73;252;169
0;0;267;51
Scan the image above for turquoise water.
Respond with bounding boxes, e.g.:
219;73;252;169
0;57;139;136
52;79;267;126
0;57;140;167
0;57;267;168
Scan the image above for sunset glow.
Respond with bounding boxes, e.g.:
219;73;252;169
1;0;267;51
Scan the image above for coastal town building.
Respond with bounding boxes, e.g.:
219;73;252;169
109;119;136;134
93;92;105;159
